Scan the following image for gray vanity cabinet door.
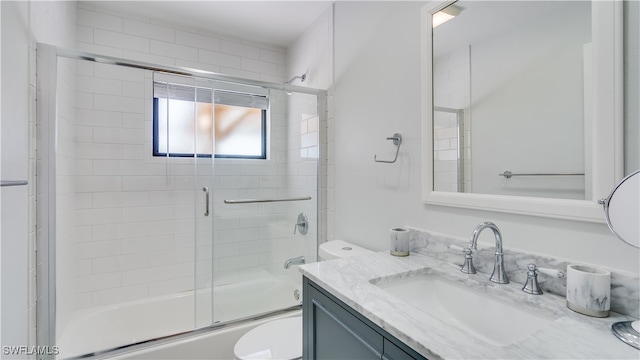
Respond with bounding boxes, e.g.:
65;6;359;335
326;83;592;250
304;277;425;360
304;279;383;359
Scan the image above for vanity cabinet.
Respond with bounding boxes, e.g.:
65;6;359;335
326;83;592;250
303;277;427;360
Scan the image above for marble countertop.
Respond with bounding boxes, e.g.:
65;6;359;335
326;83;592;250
299;251;639;359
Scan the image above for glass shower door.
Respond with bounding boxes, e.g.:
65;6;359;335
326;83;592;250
40;44;324;358
148;74;323;327
51;61;216;358
194;78;215;329
211;88;319;324
152;73;215;329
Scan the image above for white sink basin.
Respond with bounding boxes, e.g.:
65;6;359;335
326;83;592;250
374;273;557;347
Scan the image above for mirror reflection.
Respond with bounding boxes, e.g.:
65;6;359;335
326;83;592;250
432;1;592;200
601;170;640;248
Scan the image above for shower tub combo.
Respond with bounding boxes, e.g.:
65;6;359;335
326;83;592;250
36;44;325;359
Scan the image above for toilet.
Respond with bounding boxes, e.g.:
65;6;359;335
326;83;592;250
233;240;373;360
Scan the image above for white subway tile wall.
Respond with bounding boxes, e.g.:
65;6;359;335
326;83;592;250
77;2;288;82
49;4;321;335
433;47;471;192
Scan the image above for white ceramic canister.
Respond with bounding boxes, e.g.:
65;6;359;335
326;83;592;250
566;264;611;317
390;228;410;257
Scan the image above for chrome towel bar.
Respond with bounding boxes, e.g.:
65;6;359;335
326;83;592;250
498;170;584;179
224;196;311;204
1;180;28;187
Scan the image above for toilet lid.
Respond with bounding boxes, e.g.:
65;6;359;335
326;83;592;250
234;317;302;360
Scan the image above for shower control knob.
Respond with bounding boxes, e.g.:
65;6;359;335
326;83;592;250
294;213;308;235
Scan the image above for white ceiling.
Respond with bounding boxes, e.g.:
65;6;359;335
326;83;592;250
94;1;334;48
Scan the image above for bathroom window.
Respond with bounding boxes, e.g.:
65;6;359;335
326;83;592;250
153;81;268;159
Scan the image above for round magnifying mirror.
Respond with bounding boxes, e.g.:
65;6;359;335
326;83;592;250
601;170;640;350
599;170;640;248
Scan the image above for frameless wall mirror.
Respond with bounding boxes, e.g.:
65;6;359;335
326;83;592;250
422;0;623;222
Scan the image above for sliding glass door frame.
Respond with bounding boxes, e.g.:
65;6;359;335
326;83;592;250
36;43;326;358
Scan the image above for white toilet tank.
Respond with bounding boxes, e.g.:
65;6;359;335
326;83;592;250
318;240;374;261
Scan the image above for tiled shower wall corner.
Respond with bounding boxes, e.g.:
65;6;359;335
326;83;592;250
283;92;320;285
286;5;334;245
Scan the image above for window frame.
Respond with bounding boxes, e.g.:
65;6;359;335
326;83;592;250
152;97;268;159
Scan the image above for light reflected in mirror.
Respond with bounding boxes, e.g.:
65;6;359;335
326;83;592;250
432;1;592;200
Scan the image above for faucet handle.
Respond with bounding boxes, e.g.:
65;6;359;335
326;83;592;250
537;266;565;279
522;264;564;295
523;264;543;295
293;213;308;235
448;244;476;274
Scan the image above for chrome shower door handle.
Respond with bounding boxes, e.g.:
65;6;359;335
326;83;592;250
202;186;210;216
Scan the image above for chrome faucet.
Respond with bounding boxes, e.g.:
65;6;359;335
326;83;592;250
468;222;509;284
284;256;305;269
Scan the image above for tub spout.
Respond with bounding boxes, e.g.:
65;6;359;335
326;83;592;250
284;256;305;269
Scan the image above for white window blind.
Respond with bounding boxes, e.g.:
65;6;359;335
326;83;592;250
153;81;269;109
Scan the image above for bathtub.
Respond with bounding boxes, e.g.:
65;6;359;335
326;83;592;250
106;311;301;360
57;275;302;359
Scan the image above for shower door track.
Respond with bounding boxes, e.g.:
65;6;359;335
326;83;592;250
64;306;302;360
54;46;324;96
